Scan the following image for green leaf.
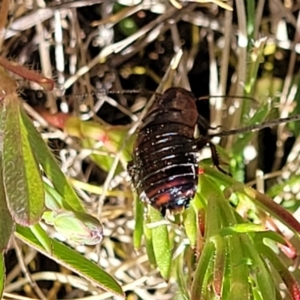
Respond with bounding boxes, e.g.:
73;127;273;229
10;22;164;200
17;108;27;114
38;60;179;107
143;220;157;269
3;95;44;225
16;225;124;298
20;109;84;212
199;172;252;299
0;195;14;252
44;181;65;211
133;195;144;250
0;102;14;251
212;235;226;296
242;235;276;300
148;206;171;279
29;223;52;253
227;235;249;300
0;253;5;299
258;243;300;299
183;206;197;248
191;241;215;299
243;187;300;236
220;223;265;235
255;231;288;246
175;253;189;300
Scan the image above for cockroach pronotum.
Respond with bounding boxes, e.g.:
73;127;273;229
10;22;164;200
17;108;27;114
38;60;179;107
127;87;300;216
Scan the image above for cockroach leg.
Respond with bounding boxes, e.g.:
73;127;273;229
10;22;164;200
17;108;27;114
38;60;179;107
208;141;230;175
196;137;230;175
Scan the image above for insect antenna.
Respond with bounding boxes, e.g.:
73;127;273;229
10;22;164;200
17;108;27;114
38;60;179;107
21;85;148;99
208;114;300;138
71;88;144;99
198;94;259;104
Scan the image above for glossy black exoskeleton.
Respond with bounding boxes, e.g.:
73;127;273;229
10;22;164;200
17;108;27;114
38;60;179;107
127;87;224;216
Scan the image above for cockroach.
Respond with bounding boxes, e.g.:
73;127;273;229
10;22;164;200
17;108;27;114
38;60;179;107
127;87;225;216
127;87;300;216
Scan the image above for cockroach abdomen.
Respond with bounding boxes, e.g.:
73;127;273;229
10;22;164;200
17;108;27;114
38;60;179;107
128;87;204;215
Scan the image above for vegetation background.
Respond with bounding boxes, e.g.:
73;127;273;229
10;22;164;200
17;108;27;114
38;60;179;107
1;0;300;299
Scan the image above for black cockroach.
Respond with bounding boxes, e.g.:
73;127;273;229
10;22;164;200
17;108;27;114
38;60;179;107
127;87;300;216
127;87;225;216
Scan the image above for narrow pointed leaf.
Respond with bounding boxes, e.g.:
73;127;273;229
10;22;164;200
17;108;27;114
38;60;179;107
0;103;14;251
149;206;171;279
212;236;226;296
183;206;197;248
175;255;189;300
29;223;52;253
16;225;124;298
20;109;84;212
133;195;144;250
244;187;300;234
243;240;275;300
44;181;65;211
3;95;44;225
255;241;296;300
0;173;15;251
227;235;249;300
191;241;215;299
143;220;157;268
0;253;5;299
